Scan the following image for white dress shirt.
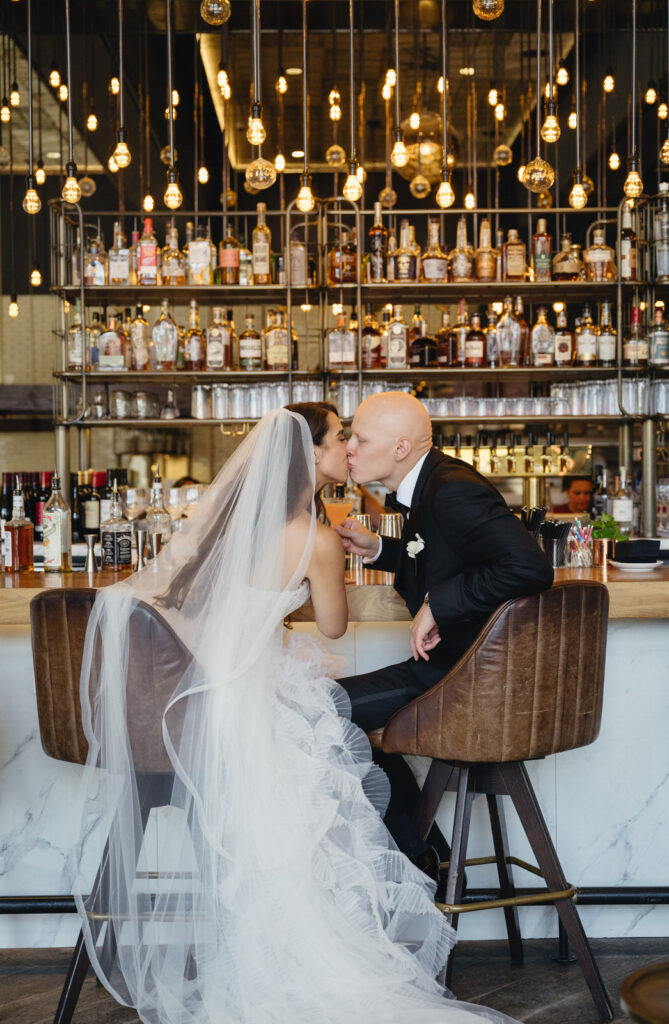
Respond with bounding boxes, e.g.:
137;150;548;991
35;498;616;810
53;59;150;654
365;452;430;563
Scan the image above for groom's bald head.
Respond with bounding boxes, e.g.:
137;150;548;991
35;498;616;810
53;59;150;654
346;392;433;489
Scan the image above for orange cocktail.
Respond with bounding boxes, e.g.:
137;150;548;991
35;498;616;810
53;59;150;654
323;498;355;528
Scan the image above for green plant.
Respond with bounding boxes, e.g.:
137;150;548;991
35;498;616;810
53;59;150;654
591;513;624;540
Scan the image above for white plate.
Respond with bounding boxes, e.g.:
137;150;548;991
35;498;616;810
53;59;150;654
608;560;664;572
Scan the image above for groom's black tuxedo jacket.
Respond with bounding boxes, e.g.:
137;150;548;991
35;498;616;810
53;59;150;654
373;447;554;672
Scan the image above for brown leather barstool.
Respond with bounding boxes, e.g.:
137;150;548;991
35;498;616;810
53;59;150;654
368;580;614;1022
30;588;191;1024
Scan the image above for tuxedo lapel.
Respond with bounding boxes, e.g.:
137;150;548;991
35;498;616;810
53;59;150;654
393;448;444;603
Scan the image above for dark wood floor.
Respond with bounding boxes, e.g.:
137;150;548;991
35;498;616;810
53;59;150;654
1;938;666;1023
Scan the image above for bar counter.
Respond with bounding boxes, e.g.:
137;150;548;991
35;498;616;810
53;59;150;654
1;562;667;950
1;564;669;625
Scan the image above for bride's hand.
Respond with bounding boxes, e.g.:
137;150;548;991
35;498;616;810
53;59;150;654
334;518;381;559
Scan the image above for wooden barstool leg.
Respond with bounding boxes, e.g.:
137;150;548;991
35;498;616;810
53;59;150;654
441;767;474;989
411;759;456;840
486;793;524;966
500;762;614;1022
53;929;91;1024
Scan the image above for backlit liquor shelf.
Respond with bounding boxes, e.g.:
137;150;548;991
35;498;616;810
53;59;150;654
53;415;634;430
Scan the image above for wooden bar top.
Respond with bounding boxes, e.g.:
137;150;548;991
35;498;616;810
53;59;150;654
1;564;668;626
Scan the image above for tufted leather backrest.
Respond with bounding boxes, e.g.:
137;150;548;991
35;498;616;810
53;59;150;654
30;589;191;772
374;581;609;763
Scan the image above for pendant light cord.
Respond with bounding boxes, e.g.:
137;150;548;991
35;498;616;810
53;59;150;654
440;0;447;170
575;0;581;169
26;0;33;174
631;0;637;155
65;0;74;165
535;0;541;154
253;0;261;105
348;0;355;161
118;0;125;128
302;0;308;176
166;0;175;167
394;0;401;130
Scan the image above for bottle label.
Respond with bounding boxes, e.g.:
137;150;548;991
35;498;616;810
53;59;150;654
252;239;270;276
624;339;649;361
369;253;385;282
340;330;356;364
109;252;130;283
555;332;573;363
139;240;158;279
611;497;634;523
240;335;262;360
85;261;106;286
219;246;240;269
290;245;307;285
655;242;669;279
68;327;83;367
187;334;204;362
12;496;23;518
101;528;132;567
650;329;669;365
506;247;526;277
455;328;467;364
84;500;101;530
621;239;637;280
533;253;552;280
99;499;112;524
162;259;184;282
131;325;150;368
188;241;211;282
266;331;289;367
450;253;472;281
534;351;553;366
577;330;597;360
387;324;407;368
43;510;71;568
395;253;417;281
465;339;484;360
422;257;448;282
598;333;617;363
206;330;225;369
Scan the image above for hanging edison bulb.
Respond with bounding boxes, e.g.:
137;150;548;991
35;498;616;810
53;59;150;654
274;151;286;172
378;185;397;208
437;75;444;95
296;172;315;212
472;0;504;20
325;143;346;167
624;156;643;198
110;75;120;95
409;173;431;200
660;137;669;166
220;188;237;208
143;191;155;212
522;157;555;193
583;173;594;195
160;145;178;165
328;87;341;106
30;265;42;287
218;67;232;99
35;160;46;185
246;154;277;190
493;143;513;167
609;150;621;171
488;85;498;106
603;68;615;93
445;145;456;169
87;109;98;132
62;163;82;203
164;168;183;209
343;163;363;202
568;169;588;209
2;98;14;122
49;63;61;88
329;103;342;122
391;129;409;168
645;81;657;105
435;173;455;209
517;163;526;183
23;177;41;214
659;102;669;120
10;83;20;107
537;190;553;209
164;105;178;120
247;103;266;145
540;106;561;143
79;175;96;197
382;81;393;101
108;153;119;173
198;164;210;184
59;83;69;103
8;297;19;318
464;190;476;210
494;101;505;121
276;73;288;95
556;62;569;87
385;68;396;88
200;0;231;26
409;109;421;130
113;128;132;168
568;109;577;129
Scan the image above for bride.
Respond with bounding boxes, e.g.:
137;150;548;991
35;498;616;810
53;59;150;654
72;405;518;1024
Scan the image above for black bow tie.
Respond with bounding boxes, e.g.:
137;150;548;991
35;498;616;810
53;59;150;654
385;492;410;517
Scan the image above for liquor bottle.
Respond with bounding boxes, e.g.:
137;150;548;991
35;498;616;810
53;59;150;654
421;218;449;283
129;229;140;285
361;304;384;369
623;305;649;368
35;471;52;543
238;314;263;371
435;310;455;367
485;309;499;368
108;221;131;285
71;228;81;286
84;233;108;286
129;305;151;371
554;308;574;366
529;306;555;366
289;233;308;286
263;309;291;371
206;306;231;370
386;305;408;369
620;202;638;282
379;308;390;366
654;182;669;283
327;312;357;370
252;202;272;285
394;220;417;283
185;299;206;371
409;312;438;368
43;471;72;572
369;202;388;283
87;311;103;372
648;302;669;367
503;228;526;282
611;468;635;537
495;228;504;282
152;299;179;371
386;230;397;283
552;233;585;281
464;312;486;368
238;225;254;287
138;217;159;286
449;216;474;283
408;304;422;348
217;219;240;285
187;223;213;285
532;218;552;282
475;217;496;282
584;228;617;282
100;478;132;569
161;224;187;286
82;471;105;538
4;479;34;571
514;296;530;365
70;474;83;544
497;295;522;367
98;311;128;372
575;303;598;366
327;227;357;286
597;301;617;368
67;299;85;371
0;472;12;559
146;468;172;544
593;469;611;518
408;226;422;282
453;297;469;367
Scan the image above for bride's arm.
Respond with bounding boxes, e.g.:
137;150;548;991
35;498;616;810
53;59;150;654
306;524;348;639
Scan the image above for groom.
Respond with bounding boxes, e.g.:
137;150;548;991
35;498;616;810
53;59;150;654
336;392;554;872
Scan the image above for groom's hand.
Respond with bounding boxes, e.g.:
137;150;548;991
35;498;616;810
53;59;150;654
334;518;381;559
410;602;441;662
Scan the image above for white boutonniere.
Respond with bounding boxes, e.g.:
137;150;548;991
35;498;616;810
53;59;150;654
406;533;425;559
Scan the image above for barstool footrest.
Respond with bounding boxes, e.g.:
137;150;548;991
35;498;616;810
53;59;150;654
439;854;544;878
436;885;576;915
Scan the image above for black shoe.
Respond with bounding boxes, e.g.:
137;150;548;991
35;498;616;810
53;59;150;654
409;845;441;883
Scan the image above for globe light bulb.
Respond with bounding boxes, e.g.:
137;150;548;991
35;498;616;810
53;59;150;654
660;138;669;166
556;63;569;87
385;68;396;88
409;110;420;130
522;156;555;193
277;74;288;94
464;190;476;210
10;84;20;107
568;110;577;129
275;152;286;172
382;81;392;101
493;143;513;167
378;185;397;208
35;161;46;185
410;173;431;200
436;177;455;209
296;173;315;212
645;82;657;105
58;83;68;102
164;171;183;210
624;167;643;199
659;102;669;120
49;65;61;89
62;175;82;204
247;104;266;146
108;153;119;173
113;132;131;168
198;164;210;184
1;100;11;123
569;172;588;209
171;89;180;107
30;265;42;287
143;192;155;212
343;165;363;202
79;175;96;198
87;111;98;132
517;163;526;183
603;70;615;93
8;298;19;318
200;0;231;26
218;68;231;99
487;86;498;106
23;185;41;215
473;0;504;20
328;87;341;106
540;111;561;144
391;130;409;168
329;103;342;121
609;150;621;171
325;143;346;167
494;101;505;121
245;155;277;190
110;76;120;95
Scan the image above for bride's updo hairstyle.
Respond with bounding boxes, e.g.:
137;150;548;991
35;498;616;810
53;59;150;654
284;401;339;520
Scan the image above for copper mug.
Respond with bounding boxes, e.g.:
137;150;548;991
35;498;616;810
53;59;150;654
377;513;403;539
592;537;615;566
348;514;373;571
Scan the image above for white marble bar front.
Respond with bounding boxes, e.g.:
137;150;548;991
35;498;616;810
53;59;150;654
1;614;668;948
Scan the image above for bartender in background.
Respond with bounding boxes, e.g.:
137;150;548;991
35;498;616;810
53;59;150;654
551;475;593;515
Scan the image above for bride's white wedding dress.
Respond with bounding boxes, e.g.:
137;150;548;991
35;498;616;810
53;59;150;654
71;409;518;1024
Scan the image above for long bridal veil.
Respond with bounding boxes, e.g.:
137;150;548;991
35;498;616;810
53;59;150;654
71;408;517;1024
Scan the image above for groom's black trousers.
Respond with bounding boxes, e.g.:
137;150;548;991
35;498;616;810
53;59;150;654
338;655;456;860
